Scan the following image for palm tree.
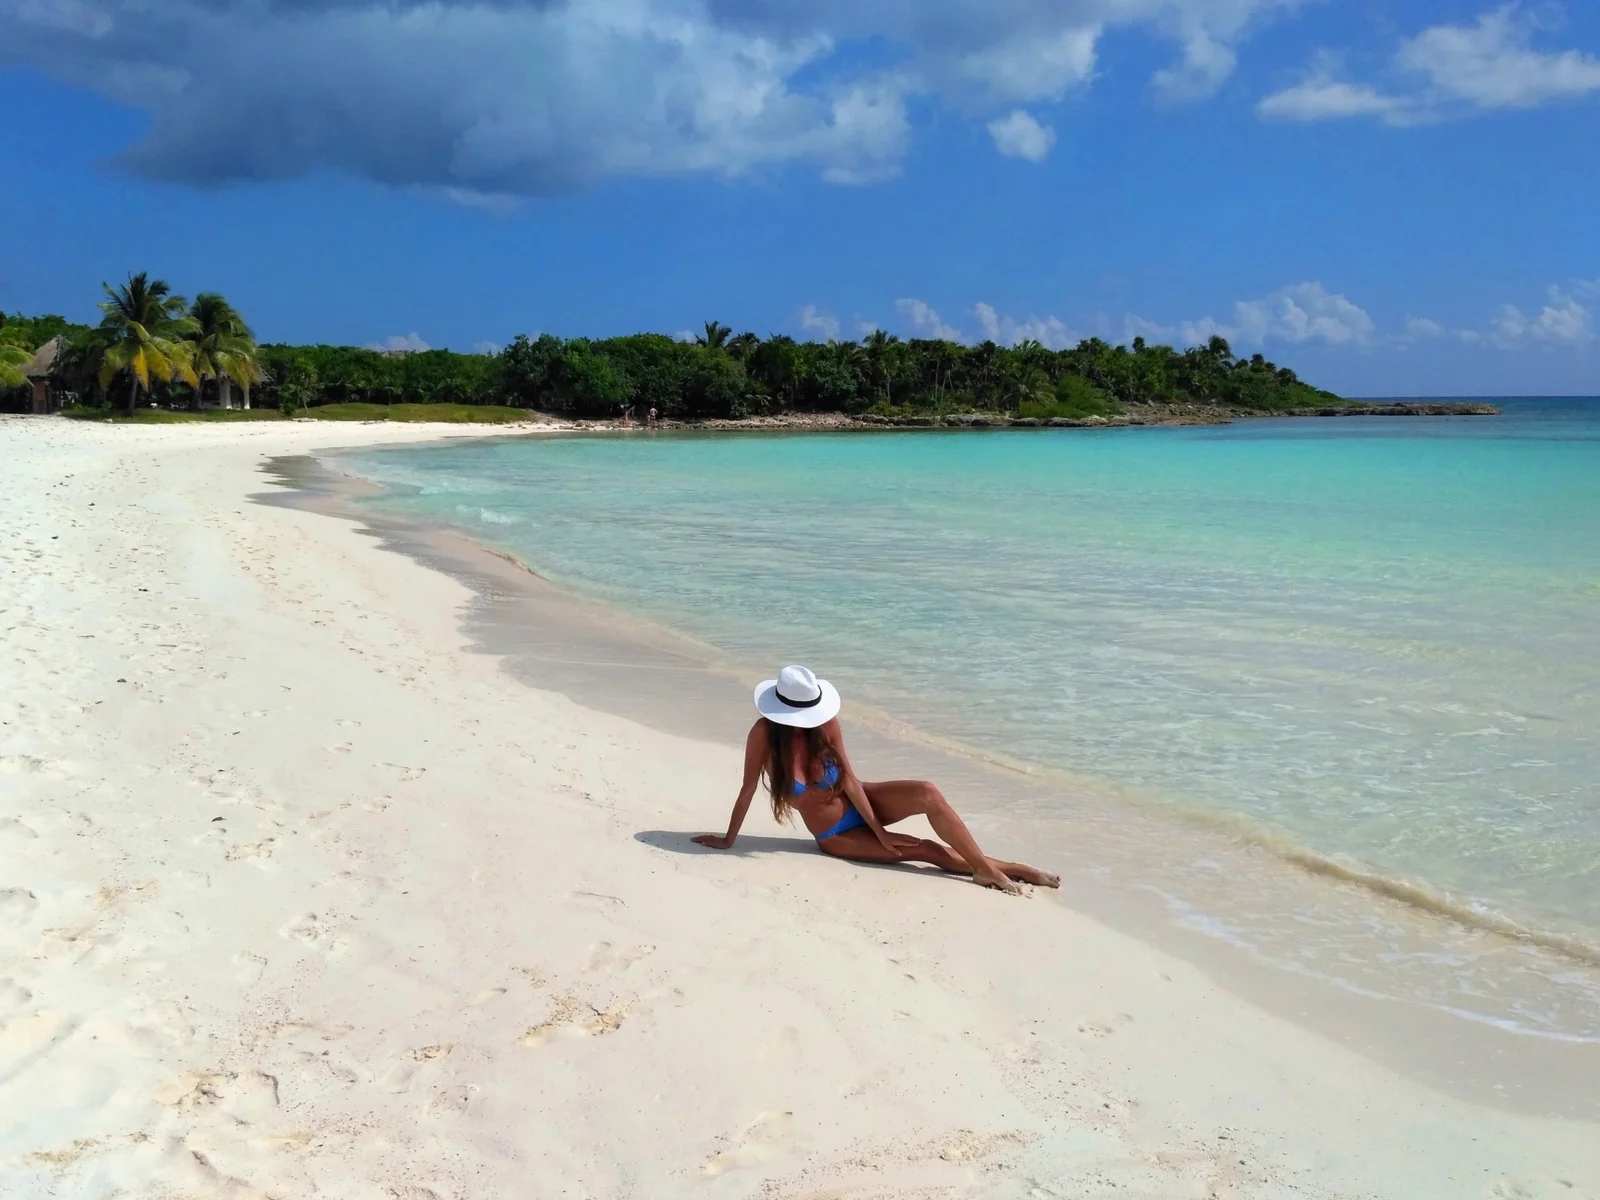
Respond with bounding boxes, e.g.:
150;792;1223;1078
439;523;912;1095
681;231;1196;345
827;338;865;379
695;321;732;350
0;339;28;390
726;331;760;360
95;273;198;414
187;292;262;410
862;328;904;405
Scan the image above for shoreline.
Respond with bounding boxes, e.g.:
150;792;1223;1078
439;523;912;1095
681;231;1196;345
4;416;1597;1198
49;397;1502;432
488;399;1503;433
288;443;1600;1100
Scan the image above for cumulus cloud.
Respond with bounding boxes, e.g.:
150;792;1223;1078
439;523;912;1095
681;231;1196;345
798;304;841;340
986;110;1056;161
1122;314;1177;344
473;339;503;355
1257;71;1416;124
1147;282;1376;348
1400;5;1600;109
1260;5;1600;124
896;298;965;341
1487;286;1593;348
973;302;1078;349
369;332;430;352
1397;316;1447;344
1151;29;1236;101
0;0;1311;196
1234;282;1376;345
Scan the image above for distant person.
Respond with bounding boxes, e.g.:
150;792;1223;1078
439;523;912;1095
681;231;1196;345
695;666;1059;893
647;406;658;426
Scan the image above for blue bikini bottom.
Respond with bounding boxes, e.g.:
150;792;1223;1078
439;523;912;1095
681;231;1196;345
815;805;869;842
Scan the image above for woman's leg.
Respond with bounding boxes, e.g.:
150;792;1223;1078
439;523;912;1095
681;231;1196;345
820;828;1056;889
847;780;1058;889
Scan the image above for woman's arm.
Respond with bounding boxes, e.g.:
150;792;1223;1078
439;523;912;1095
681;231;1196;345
829;721;899;853
693;721;767;849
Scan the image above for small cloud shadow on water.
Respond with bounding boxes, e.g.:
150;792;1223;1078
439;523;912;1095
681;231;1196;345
634;830;815;857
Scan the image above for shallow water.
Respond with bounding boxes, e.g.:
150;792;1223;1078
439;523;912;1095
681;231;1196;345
336;399;1600;1040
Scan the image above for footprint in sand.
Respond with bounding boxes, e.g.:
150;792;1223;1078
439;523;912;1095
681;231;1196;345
157;1069;280;1123
584;941;655;974
1076;1012;1134;1038
389;764;427;782
423;1085;474;1119
232;952;268;987
0;980;36;1012
517;994;628;1047
325;742;354;754
225;838;278;865
0;817;39;839
0;755;74;779
0;888;39;917
279;912;347;955
701;1111;803;1177
410;1044;453;1061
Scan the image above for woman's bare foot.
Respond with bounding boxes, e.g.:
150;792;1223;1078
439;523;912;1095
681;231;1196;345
991;858;1060;888
1011;865;1060;888
973;864;1025;894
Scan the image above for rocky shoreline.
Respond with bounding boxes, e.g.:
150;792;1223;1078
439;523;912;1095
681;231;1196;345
558;400;1499;433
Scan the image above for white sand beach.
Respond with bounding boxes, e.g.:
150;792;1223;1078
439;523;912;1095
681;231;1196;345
2;415;1597;1199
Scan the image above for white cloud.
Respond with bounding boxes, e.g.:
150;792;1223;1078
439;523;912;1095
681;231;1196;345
955;25;1099;104
1122;314;1177;344
369;332;430;353
896;298;965;341
473;339;502;355
1399;316;1447;342
0;0;1313;196
673;329;698;344
1233;282;1375;346
1258;72;1415;124
986;109;1056;161
1152;30;1236;102
973;301;1078;349
798;305;841;341
1172;282;1376;348
1259;6;1600;125
1487;286;1593;348
1400;6;1600;109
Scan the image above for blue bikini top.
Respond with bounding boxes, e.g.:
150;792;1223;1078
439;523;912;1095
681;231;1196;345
791;760;841;796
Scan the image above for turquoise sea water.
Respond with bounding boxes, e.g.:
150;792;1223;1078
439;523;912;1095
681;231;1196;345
339;400;1600;1034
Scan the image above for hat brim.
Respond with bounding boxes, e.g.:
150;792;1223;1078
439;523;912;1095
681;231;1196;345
753;678;841;728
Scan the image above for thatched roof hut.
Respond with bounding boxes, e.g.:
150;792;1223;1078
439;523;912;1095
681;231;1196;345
23;336;65;414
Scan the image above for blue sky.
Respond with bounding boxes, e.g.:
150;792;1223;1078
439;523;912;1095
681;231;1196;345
2;0;1597;397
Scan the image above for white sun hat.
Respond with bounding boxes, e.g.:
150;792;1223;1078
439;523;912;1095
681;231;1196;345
753;665;841;728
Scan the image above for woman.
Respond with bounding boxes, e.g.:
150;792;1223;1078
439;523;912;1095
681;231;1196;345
694;666;1059;893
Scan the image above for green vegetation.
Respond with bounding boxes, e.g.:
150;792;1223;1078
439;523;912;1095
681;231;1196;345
63;407;288;423
2;272;264;415
5;277;1344;420
307;403;535;423
0;337;29;389
61;402;534;424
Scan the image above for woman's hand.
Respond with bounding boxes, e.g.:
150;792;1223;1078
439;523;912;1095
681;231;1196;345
693;833;735;849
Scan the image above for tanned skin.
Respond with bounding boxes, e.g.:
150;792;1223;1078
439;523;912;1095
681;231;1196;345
694;717;1060;893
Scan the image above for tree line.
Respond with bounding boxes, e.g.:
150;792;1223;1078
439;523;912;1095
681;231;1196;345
3;278;1341;419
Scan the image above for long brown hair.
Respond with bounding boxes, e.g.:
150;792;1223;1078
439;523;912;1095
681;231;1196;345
762;718;839;823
